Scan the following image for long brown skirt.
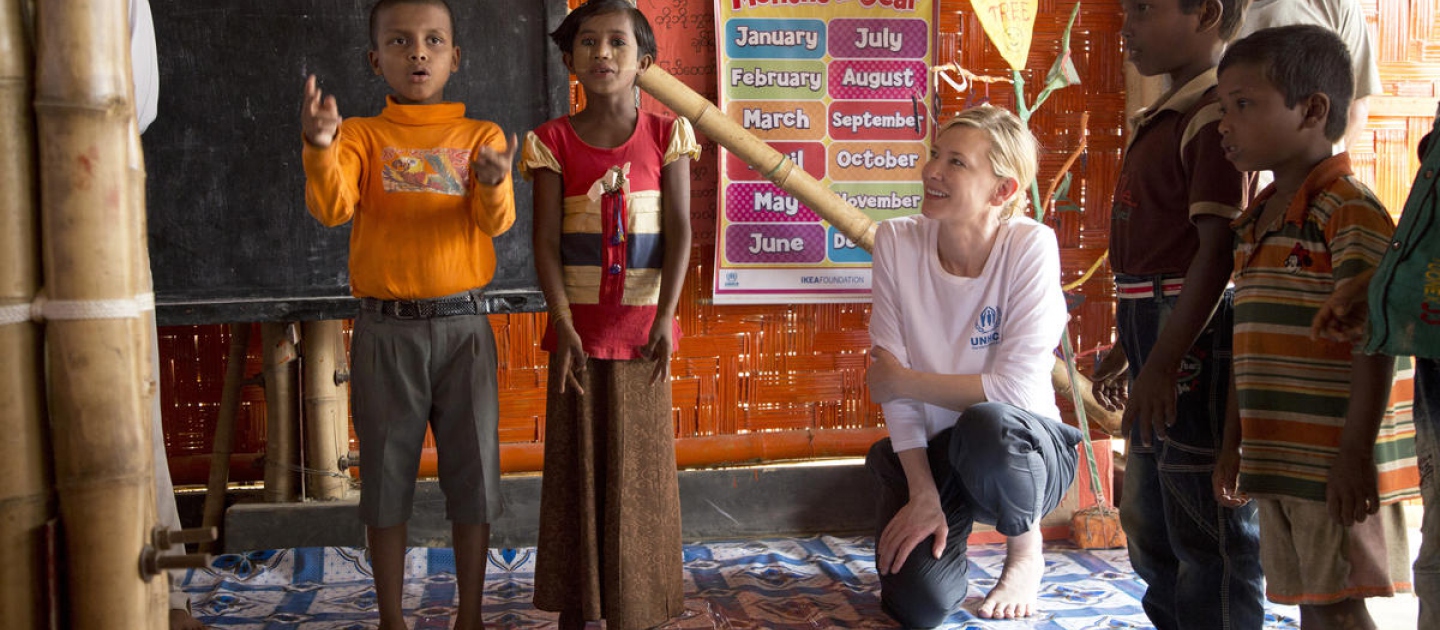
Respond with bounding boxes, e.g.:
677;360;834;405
532;357;684;630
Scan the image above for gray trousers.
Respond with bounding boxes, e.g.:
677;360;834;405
866;402;1083;629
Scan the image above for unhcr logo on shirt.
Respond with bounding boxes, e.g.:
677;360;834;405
971;306;1001;348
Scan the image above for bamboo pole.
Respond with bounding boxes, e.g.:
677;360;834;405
301;320;348;500
34;0;162;628
637;67;1115;426
261;322;300;503
637;66;878;251
0;1;52;627
199;323;251;554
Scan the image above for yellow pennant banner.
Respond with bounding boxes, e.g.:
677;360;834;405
970;0;1038;71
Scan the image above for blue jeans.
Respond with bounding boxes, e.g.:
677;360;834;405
1115;284;1264;630
1415;358;1440;630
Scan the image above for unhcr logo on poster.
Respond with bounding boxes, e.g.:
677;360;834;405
971;306;1001;348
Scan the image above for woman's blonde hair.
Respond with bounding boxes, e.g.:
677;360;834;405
938;105;1039;220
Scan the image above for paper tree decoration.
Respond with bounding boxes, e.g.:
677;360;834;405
970;0;1039;71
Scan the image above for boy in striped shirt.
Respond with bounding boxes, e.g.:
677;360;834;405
1212;25;1417;627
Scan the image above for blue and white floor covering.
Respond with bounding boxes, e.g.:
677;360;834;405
181;536;1378;629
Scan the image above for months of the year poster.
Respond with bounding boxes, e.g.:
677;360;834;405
714;1;935;303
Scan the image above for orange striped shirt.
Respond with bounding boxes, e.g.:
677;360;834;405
1231;153;1418;503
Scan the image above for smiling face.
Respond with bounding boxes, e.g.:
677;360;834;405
368;2;459;105
563;11;652;98
920;125;1014;224
1217;61;1310;173
1120;0;1209;79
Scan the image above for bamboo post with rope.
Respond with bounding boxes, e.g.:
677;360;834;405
0;1;53;627
301;320;349;501
34;0;168;626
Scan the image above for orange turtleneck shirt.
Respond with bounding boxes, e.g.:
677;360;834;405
303;97;515;300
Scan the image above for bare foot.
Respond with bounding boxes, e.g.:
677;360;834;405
978;528;1044;619
168;608;204;630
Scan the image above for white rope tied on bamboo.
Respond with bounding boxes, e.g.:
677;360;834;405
0;291;155;325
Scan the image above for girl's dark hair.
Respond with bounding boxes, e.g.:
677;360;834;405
550;0;658;60
369;0;455;49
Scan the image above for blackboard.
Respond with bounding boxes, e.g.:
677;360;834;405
144;0;568;325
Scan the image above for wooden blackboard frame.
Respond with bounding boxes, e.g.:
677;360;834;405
143;0;568;325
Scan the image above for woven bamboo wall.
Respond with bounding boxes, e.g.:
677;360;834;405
157;0;1440;485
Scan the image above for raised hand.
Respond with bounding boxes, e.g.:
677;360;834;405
302;75;341;148
471;133;519;186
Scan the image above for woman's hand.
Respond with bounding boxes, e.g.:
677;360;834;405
867;347;911;403
876;492;948;575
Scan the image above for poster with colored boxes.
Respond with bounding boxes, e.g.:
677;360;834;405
713;0;935;304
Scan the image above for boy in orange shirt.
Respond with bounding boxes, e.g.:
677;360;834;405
299;1;516;628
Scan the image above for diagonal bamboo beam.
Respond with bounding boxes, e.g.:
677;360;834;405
34;0;166;627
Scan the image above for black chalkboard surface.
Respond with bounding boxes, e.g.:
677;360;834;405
144;0;568;325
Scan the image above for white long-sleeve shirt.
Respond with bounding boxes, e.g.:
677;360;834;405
130;0;157;133
869;215;1068;452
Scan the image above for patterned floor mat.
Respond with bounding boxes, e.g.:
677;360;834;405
182;536;1314;629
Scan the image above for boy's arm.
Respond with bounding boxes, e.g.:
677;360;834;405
469;130;517;237
300;76;359;227
640;156;693;385
1327;351;1393;526
1124;215;1233;445
1213;369;1248;507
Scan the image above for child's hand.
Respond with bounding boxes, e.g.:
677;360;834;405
1327;448;1379;526
1212;444;1249;508
302;75;341;148
1122;364;1176;447
554;320;587;395
1091;347;1129;413
1310;273;1374;343
471;134;519;187
638;321;674;386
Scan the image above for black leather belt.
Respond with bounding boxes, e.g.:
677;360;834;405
360;293;479;319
